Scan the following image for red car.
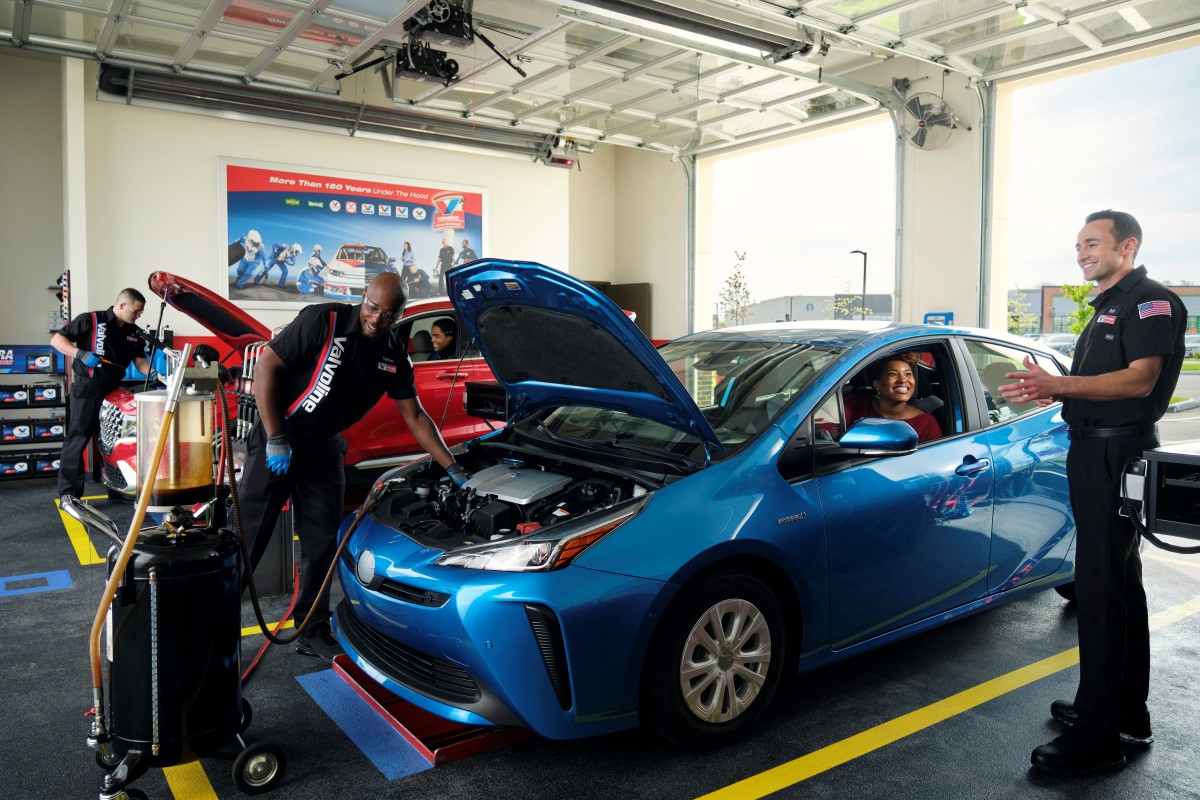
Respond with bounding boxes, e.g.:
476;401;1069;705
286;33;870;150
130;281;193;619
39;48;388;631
96;271;492;497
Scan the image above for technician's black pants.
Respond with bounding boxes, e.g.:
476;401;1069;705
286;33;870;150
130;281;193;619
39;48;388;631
236;421;347;626
58;381;107;497
1066;434;1155;743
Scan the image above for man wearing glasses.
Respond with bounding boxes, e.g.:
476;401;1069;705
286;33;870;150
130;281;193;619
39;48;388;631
237;272;468;660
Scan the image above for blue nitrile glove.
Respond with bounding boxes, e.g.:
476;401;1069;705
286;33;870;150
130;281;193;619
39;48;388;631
77;350;103;368
266;435;292;476
446;462;469;489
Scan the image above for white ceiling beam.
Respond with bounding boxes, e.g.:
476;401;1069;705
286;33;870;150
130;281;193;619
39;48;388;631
12;0;33;46
465;33;636;115
94;0;134;57
171;0;236;69
243;0;335;79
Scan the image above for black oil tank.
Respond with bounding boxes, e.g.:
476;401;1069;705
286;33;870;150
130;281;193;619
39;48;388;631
106;526;241;767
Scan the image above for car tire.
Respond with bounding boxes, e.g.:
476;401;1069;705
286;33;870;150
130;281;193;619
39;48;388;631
642;571;785;748
1054;582;1076;603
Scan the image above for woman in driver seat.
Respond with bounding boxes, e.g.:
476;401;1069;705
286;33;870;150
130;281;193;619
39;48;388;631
844;352;942;443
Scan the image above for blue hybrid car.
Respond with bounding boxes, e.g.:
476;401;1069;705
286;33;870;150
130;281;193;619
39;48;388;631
334;260;1077;747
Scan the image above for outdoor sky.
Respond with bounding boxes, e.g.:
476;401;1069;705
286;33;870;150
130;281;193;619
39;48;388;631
708;39;1200;305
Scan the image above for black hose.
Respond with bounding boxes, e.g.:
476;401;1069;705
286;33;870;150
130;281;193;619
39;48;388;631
1121;457;1200;555
216;381;380;646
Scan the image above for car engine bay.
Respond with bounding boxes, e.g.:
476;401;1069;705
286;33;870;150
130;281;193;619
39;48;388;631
369;451;651;550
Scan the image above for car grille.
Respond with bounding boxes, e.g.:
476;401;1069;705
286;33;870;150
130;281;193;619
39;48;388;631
98;401;125;455
102;462;128;490
336;602;480;704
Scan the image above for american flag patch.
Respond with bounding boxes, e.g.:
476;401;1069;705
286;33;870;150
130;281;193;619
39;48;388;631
1138;300;1171;319
379;362;396;373
1097;314;1116;324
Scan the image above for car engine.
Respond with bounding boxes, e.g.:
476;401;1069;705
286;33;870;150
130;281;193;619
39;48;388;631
370;456;642;549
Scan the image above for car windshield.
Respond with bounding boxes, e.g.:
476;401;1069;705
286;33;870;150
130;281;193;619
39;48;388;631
337;246;365;260
521;340;840;464
365;247;388;262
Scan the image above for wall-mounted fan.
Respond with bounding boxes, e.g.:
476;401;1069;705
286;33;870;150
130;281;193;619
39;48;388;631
900;92;962;150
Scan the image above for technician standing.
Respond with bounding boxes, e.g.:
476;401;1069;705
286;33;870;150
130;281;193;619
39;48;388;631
1001;210;1185;776
237;272;468;659
51;288;152;504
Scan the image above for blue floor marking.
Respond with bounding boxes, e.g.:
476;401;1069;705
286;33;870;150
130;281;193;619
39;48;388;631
0;570;72;598
296;669;433;781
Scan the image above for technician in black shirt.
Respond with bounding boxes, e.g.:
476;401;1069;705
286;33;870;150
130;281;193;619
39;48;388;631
1001;210;1185;776
238;272;467;659
51;288;151;503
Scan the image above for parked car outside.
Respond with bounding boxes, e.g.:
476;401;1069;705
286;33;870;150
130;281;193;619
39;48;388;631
1185;333;1199;358
1043;332;1077;355
323;244;397;299
335;260;1078;747
96;271;493;497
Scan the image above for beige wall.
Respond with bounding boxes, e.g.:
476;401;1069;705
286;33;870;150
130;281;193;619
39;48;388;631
568;143;616;285
0;49;65;344
614;148;688;337
76;65;571;334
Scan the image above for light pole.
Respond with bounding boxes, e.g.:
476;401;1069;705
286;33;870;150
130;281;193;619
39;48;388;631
849;250;867;320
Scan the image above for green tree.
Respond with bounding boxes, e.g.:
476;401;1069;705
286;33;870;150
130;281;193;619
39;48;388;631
718;251;753;327
825;294;872;320
1008;291;1037;335
1060;283;1095;335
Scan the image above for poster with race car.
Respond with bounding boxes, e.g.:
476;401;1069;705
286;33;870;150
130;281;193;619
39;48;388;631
220;158;486;309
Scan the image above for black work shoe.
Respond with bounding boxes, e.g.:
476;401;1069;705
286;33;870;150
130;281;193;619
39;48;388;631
60;494;79;508
1050;700;1154;745
1031;726;1126;776
294;622;344;661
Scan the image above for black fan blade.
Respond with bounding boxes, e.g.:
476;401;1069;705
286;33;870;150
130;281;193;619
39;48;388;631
912;126;927;148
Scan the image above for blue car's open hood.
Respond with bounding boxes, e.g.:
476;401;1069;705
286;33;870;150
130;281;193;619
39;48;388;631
446;260;722;452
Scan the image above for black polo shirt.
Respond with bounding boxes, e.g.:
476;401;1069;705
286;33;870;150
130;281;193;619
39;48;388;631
58;308;145;394
1063;266;1185;429
270;302;416;439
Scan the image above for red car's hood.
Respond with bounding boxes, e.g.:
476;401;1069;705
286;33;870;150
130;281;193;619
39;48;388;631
148;271;271;352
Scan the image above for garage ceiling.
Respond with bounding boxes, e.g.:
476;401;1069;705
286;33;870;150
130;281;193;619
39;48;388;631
4;0;1198;158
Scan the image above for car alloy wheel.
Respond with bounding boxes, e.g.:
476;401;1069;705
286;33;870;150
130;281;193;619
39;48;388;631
643;571;786;747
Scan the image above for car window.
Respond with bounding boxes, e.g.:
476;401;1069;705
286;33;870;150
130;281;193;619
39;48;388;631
838;343;957;442
396;312;471;363
658;340;840;452
966;339;1062;426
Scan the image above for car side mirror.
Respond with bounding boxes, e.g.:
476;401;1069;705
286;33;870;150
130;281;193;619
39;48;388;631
830;418;918;457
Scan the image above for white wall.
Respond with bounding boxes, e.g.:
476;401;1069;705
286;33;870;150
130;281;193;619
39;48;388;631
76;63;572;334
568;143;616;284
852;60;988;327
613;148;688;337
0;49;64;344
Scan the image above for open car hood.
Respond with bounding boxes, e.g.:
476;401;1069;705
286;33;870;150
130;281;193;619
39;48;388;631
446;259;722;452
148;271;271;352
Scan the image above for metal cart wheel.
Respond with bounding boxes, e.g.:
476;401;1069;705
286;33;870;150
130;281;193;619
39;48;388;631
232;741;286;795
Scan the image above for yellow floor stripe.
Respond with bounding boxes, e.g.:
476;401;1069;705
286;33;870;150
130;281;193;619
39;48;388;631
241;618;295;638
1145;553;1200;570
163;761;219;800
57;495;106;565
698;595;1200;800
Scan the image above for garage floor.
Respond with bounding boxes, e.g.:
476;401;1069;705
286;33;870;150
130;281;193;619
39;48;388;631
4;475;1199;800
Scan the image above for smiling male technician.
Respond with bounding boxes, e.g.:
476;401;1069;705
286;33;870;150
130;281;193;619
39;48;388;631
1000;210;1185;776
52;288;151;505
237;271;468;659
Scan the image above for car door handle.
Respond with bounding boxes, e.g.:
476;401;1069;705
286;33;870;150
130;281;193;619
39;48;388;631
436;371;467;381
955;456;990;476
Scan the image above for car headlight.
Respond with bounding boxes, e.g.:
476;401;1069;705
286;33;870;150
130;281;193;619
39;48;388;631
434;495;650;572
